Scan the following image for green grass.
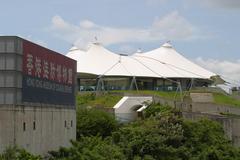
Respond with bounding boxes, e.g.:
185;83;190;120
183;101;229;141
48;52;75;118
110;90;182;100
76;90;240;108
213;93;240;107
77;93;122;108
76;90;180;108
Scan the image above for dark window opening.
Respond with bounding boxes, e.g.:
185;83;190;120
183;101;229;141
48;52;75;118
23;122;26;131
33;121;36;130
71;120;73;127
64;120;67;128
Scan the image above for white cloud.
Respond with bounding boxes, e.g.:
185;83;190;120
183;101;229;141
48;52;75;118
51;15;80;42
151;11;196;40
194;57;240;84
49;11;199;49
80;20;96;29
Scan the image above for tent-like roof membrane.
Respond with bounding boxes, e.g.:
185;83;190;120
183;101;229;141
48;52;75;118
66;42;216;79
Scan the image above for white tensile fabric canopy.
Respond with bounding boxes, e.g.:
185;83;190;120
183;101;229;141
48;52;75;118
66;42;216;79
137;42;215;79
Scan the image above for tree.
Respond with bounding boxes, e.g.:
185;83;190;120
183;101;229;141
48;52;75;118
112;104;188;160
183;119;240;160
111;104;240;160
0;146;42;160
76;108;118;139
50;103;240;160
48;137;125;160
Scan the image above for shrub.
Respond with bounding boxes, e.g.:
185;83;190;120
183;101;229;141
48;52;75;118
144;103;172;118
182;119;240;160
77;108;118;139
0;146;42;160
48;137;125;160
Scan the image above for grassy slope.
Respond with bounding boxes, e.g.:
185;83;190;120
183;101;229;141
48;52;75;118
76;90;240;108
77;90;182;108
77;93;122;108
111;90;181;100
213;93;240;107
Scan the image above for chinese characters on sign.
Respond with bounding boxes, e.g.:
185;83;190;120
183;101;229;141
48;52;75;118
26;53;73;85
22;40;76;106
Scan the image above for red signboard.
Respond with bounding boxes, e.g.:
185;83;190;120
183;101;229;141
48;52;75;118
22;40;76;106
22;40;75;85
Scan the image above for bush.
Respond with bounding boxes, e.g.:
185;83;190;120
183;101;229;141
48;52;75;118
112;114;188;160
144;103;173;118
0;146;42;160
48;137;125;160
112;104;240;160
77;108;118;139
182;119;240;160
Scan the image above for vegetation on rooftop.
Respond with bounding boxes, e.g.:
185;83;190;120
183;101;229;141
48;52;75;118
213;93;240;107
77;92;122;108
112;90;182;100
76;90;182;109
77;89;240;108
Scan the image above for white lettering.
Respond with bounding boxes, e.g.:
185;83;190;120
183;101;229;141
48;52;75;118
62;66;68;83
56;64;62;83
35;57;42;78
43;60;49;79
26;54;34;75
68;68;73;84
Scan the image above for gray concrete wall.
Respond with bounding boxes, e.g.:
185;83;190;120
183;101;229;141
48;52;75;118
231;118;240;146
179;102;240;115
152;96;176;107
153;94;240;116
0;105;76;155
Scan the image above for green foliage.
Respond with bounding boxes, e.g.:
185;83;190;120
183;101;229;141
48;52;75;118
0;146;42;160
48;137;125;160
111;90;181;100
111;105;240;160
77;93;96;106
144;103;172;118
76;108;118;139
213;93;240;107
77;93;122;108
112;90;240;107
2;101;239;160
49;102;240;160
183;119;227;147
112;109;188;160
91;94;122;108
182;119;240;160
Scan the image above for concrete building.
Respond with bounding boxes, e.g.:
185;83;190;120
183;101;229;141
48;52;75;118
0;36;76;155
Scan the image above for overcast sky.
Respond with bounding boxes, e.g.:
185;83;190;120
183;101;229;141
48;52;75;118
0;0;240;83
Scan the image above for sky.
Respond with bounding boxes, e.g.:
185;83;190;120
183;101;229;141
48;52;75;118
0;0;240;83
